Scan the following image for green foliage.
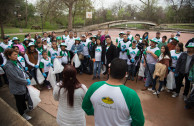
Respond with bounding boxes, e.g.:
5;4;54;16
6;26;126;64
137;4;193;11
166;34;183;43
106;10;113;21
44;21;58;29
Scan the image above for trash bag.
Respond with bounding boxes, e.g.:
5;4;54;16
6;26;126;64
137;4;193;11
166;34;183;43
84;58;93;75
25;88;33;110
46;67;57;88
138;63;145;77
36;68;45;85
31;77;37;86
27;85;41;109
71;53;81;68
166;71;176;90
101;64;106;74
53;58;64;74
185;85;194;109
0;67;4;74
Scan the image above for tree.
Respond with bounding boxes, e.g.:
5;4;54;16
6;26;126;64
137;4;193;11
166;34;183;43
0;0;20;38
62;0;78;30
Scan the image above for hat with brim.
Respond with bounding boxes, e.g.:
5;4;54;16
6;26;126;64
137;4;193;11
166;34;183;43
186;42;194;48
12;37;20;41
28;42;35;47
119;32;125;35
132;40;137;43
60;43;67;47
90;35;97;40
172;36;179;42
6;35;10;38
150;38;159;44
75;38;81;41
81;35;86;38
24;38;30;41
56;36;62;40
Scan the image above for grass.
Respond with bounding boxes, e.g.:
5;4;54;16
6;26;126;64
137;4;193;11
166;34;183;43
0;34;35;42
1;27;57;34
167;25;194;30
110;24;145;29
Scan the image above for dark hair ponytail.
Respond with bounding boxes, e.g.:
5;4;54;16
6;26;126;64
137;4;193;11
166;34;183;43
59;65;81;107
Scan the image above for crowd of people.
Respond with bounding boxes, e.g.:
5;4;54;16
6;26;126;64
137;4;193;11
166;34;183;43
0;29;193;125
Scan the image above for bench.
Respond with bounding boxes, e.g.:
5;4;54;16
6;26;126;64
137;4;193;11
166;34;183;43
31;25;41;30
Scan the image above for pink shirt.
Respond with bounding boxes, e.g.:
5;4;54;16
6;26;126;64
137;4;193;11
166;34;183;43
14;44;25;52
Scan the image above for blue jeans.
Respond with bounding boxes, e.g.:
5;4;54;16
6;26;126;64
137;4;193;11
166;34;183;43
93;61;101;77
152;76;164;92
145;64;155;87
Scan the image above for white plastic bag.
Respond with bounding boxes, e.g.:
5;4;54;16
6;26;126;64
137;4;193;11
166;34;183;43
0;67;4;74
101;64;106;74
27;85;41;109
166;71;176;90
36;68;45;85
46;67;57;88
72;54;81;68
138;63;145;77
53;58;64;74
30;77;37;86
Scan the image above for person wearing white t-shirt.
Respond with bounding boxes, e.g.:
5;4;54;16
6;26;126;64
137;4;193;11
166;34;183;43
135;34;142;43
0;36;12;53
65;31;75;52
153;31;162;44
40;51;52;89
169;43;183;71
82;58;144;126
91;38;105;80
127;40;140;81
142;38;161;91
60;43;71;66
118;34;131;62
62;30;69;42
116;32;124;46
42;32;51;45
127;30;134;42
48;41;62;63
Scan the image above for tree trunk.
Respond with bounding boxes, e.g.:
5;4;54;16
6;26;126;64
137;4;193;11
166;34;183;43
68;3;73;31
25;0;28;28
0;22;4;39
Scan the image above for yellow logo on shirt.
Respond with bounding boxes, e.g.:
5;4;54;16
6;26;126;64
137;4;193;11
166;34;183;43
102;97;114;104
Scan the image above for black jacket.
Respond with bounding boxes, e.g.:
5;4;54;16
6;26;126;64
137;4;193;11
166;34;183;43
91;45;106;63
175;52;194;74
105;44;117;64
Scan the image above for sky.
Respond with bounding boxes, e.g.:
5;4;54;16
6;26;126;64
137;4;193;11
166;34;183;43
28;0;166;10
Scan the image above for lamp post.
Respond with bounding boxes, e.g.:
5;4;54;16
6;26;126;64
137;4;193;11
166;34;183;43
40;13;43;33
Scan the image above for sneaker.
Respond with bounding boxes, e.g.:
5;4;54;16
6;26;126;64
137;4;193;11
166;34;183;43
172;93;179;98
167;89;171;93
148;88;155;92
92;76;96;80
24;108;30;114
161;87;165;92
97;76;100;79
47;85;51;90
183;95;187;101
22;113;32;121
153;91;160;95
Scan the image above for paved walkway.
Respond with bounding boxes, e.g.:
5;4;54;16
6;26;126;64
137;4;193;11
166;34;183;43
0;85;58;126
